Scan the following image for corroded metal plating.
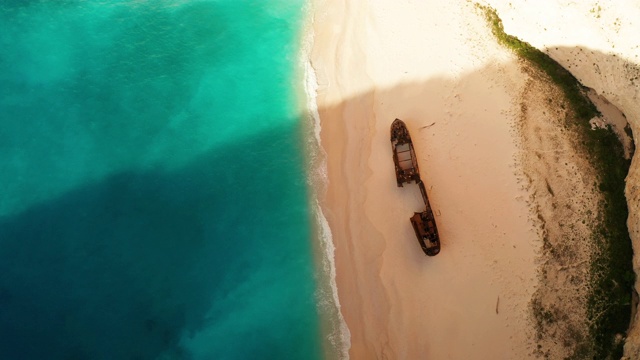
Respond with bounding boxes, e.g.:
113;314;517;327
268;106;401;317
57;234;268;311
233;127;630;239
390;119;440;256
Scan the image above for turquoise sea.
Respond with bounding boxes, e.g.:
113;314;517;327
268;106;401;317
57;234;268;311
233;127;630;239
0;1;324;359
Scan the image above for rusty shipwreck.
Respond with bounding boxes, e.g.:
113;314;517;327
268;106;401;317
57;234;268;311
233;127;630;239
390;118;441;256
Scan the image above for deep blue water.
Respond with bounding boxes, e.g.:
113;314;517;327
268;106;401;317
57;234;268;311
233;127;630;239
0;1;321;359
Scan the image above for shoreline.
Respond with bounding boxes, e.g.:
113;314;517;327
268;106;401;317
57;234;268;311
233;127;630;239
301;5;351;358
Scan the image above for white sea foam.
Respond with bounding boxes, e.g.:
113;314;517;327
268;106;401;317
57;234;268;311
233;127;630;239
301;5;351;358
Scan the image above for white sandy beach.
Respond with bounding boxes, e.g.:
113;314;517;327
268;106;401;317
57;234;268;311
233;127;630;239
311;1;541;358
310;0;640;358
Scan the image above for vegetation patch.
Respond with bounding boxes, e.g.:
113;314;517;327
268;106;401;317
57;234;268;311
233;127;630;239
477;4;634;359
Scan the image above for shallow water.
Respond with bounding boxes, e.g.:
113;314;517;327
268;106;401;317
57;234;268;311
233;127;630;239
0;1;320;358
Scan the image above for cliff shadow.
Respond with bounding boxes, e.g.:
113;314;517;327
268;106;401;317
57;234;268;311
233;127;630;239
313;46;638;359
0;121;320;360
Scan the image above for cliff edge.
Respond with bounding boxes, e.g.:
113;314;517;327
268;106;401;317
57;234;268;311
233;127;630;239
481;1;640;357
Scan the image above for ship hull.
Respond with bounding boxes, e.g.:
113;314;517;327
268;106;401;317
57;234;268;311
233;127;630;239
390;118;441;256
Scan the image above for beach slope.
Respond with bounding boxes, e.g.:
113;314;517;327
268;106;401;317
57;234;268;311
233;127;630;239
311;1;540;358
